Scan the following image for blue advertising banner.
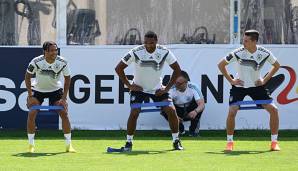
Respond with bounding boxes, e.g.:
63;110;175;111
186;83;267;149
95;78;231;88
0;47;59;129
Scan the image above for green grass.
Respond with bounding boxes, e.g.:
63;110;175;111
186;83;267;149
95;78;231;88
0;130;298;171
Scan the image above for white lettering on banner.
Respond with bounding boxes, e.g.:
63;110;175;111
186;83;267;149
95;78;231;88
0;78;16;111
19;81;29;111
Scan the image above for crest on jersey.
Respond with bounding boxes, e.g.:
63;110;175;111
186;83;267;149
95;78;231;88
156;53;161;60
229;96;233;102
54;63;59;70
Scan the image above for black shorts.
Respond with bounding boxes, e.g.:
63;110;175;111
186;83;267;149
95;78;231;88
33;89;63;105
229;85;272;105
130;91;171;105
175;98;198;119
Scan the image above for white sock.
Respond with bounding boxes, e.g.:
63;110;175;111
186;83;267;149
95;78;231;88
172;132;179;142
227;135;233;142
64;133;72;145
28;133;35;146
127;135;133;143
271;134;278;142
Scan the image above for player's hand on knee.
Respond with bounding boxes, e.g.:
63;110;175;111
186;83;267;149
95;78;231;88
188;111;197;119
26;96;39;109
129;84;143;92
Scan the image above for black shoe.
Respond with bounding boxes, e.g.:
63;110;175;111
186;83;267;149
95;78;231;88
173;139;184;150
123;141;132;152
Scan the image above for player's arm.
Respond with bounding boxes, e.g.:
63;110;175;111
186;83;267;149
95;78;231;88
195;99;205;114
25;72;34;97
218;59;233;84
262;61;280;85
115;61;143;91
188;99;205;119
218;58;243;86
115;61;130;88
165;61;181;92
62;75;71;100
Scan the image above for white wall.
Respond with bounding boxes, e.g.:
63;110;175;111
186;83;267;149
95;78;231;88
61;45;298;130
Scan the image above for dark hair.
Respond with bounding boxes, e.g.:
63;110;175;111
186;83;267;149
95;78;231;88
180;70;190;81
42;41;57;51
244;30;259;42
144;31;157;40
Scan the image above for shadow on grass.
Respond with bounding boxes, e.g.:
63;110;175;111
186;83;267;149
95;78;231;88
12;152;66;158
105;149;174;156
206;150;272;156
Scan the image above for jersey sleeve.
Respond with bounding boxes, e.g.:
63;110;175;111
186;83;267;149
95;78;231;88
165;50;177;65
266;51;277;64
224;52;237;64
26;59;37;74
191;83;204;100
121;50;135;65
62;63;71;76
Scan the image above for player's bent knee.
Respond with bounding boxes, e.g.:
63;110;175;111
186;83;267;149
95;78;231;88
58;111;69;119
229;106;238;114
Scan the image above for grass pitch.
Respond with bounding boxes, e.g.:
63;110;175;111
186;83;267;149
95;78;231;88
0;130;297;171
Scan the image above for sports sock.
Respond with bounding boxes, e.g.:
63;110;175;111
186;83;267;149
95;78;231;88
271;134;278;142
227;134;233;142
172;132;179;142
28;133;35;146
64;133;72;145
127;135;133;143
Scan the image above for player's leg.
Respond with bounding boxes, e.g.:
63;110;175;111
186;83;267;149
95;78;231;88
122;91;144;151
263;103;280;151
251;86;280;151
225;86;245;151
26;91;43;152
52;89;75;152
175;105;187;135
157;93;183;150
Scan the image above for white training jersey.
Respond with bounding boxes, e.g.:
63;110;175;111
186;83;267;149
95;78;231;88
121;44;177;94
225;45;277;88
26;55;71;92
169;82;204;107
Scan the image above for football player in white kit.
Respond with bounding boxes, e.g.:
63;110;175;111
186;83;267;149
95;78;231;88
218;30;281;152
161;70;205;137
115;31;183;151
25;41;76;153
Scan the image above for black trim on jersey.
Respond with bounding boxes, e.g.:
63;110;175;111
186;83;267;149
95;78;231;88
35;63;40;69
233;48;271;70
258;47;270;54
33;56;45;63
123;53;132;62
56;65;67;76
226;53;234;61
132;45;145;52
234;47;245;53
27;64;35;72
133;52;140;63
56;56;67;64
257;55;270;69
132;51;168;71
